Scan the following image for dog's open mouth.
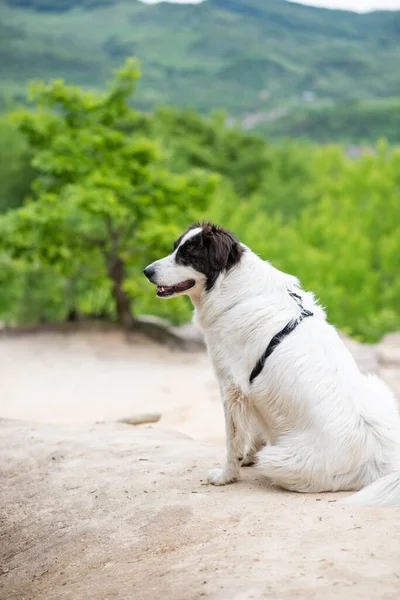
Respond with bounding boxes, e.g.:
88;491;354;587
156;280;195;298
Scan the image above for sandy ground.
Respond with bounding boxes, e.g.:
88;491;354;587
0;330;225;445
2;420;400;600
1;330;400;599
0;328;398;445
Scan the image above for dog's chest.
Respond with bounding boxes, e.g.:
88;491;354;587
204;328;254;392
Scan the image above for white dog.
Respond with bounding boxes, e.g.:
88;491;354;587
144;222;400;505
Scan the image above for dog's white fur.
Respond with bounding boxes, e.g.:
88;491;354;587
150;234;400;505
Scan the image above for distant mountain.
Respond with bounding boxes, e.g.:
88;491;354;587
1;0;400;141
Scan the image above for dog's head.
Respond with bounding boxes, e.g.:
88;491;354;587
144;222;244;299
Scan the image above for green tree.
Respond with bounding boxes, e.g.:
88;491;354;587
0;59;217;327
213;143;400;342
0;119;35;214
152;108;271;198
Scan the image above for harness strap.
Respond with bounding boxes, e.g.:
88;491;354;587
249;293;313;384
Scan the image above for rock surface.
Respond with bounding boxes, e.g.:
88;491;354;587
0;328;398;446
2;419;400;600
1;329;400;599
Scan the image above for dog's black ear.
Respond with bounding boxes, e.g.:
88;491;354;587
226;240;243;270
209;234;238;269
203;226;243;290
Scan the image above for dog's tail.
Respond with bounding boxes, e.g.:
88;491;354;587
343;471;400;506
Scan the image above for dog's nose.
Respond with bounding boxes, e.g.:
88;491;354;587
143;265;155;281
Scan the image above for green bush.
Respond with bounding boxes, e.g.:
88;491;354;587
212;143;400;341
0;60;399;342
0;59;217;327
0;119;35;214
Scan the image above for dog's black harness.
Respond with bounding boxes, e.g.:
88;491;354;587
249;292;313;384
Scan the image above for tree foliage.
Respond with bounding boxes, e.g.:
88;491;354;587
0;59;217;326
151;108;271;199
0;60;399;342
0;119;35;213
213;143;400;341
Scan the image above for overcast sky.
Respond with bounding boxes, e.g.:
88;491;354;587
141;0;400;13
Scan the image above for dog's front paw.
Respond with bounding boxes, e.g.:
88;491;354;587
207;467;238;486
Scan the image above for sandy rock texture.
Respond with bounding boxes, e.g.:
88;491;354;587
1;328;400;599
0;329;224;444
0;328;399;449
2;419;400;600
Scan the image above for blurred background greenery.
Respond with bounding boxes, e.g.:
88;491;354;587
0;0;399;342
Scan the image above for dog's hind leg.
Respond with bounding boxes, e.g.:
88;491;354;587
256;441;326;493
208;386;250;486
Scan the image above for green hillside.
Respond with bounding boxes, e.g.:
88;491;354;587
258;98;400;143
1;0;400;140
